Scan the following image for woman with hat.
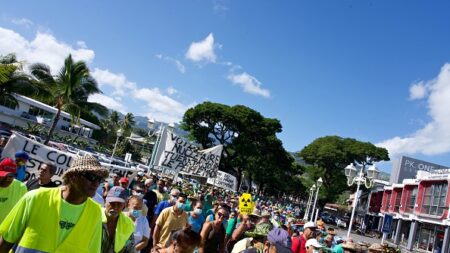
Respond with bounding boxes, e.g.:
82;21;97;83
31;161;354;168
0;155;109;252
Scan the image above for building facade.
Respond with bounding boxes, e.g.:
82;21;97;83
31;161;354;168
380;171;450;252
0;94;100;143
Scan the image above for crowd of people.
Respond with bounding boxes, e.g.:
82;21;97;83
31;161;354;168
0;146;399;253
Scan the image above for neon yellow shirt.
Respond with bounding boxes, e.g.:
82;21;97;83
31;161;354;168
0;179;27;222
59;198;86;244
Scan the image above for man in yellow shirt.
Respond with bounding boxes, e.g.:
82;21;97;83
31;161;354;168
153;193;189;249
0;158;27;222
0;155;109;253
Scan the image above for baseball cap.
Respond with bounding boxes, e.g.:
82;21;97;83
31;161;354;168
303;221;317;230
106;186;127;203
119;177;129;184
0;158;17;177
306;239;323;248
15;151;30;160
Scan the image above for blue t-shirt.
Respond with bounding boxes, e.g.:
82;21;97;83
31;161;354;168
153;201;172;216
16;166;26;182
188;213;205;233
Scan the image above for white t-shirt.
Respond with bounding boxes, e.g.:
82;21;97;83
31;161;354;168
133;216;151;245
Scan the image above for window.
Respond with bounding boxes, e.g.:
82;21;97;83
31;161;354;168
421;182;448;216
383;191;392;211
0;97;16;109
394;189;402;212
406;186;418;213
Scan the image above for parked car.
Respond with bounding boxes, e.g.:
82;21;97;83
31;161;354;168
336;215;350;228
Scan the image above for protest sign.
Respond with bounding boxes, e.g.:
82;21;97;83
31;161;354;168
1;133;137;185
207;171;237;191
154;129;223;178
239;193;255;215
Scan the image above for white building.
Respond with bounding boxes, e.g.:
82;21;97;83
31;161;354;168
0;94;100;143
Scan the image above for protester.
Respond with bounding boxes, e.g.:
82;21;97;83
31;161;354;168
0;155;108;252
153;193;189;248
0;158;27;222
188;200;205;233
305;238;324;253
119;177;131;196
267;227;293;253
151;188;180;228
125;195;151;253
297;222;317;253
199;207;228;253
14;151;30;181
150;227;201;253
367;243;383;253
101;186;135;253
25;162;58;190
153;179;169;203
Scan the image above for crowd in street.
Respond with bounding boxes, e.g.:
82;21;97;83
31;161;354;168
0;144;397;253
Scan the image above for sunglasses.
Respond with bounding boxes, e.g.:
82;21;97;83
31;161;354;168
217;212;228;219
82;173;103;183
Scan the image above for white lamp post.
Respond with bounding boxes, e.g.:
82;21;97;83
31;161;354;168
110;128;123;163
345;160;379;238
304;184;316;221
311;177;323;222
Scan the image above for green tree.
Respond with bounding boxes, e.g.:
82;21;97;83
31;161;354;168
120;112;135;136
182;102;295;192
298;136;390;204
0;53;36;108
29;54;107;144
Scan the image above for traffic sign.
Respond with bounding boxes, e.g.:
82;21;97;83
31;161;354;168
382;214;393;233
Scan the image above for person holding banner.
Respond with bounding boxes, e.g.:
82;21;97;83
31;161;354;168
0;155;109;253
0;158;27;222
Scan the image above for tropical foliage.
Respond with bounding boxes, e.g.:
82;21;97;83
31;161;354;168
29;54;107;144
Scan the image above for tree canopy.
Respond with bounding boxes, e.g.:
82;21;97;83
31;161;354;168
298;136;390;203
182;101;298;194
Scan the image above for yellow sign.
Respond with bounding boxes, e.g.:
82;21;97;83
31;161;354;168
239;193;254;215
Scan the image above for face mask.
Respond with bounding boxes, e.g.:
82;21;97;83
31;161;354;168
177;203;185;210
194;209;203;216
133;192;144;198
131;209;142;218
313;250;320;253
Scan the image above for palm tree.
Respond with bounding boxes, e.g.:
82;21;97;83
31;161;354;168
0;53;35;108
30;54;107;144
120;112;135;135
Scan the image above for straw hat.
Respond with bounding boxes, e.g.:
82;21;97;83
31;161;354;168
368;243;384;252
62;155;109;180
249;208;261;218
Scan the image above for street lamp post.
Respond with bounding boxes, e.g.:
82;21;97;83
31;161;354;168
344;161;380;238
303;184;316;220
110;128;123;163
311;177;323;222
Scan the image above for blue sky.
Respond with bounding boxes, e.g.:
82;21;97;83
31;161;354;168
1;0;450;172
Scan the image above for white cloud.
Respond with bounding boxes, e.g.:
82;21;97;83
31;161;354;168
77;41;87;49
132;88;192;123
377;63;450;157
91;68;136;96
155;54;186;73
88;94;127;114
227;72;271;98
0;27;94;72
212;0;229;13
167;87;178;95
11;18;33;28
186;33;217;63
409;81;430;100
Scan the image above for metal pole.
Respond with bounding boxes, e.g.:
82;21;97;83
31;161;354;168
314;208;320;223
347;169;363;238
311;186;320;222
110;135;120;163
303;190;313;220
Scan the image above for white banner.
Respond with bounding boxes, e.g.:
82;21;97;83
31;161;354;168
154;129;223;178
1;133;137;185
207;170;237;191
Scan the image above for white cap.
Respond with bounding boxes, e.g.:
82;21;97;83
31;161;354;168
303;221;317;230
305;239;323;248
